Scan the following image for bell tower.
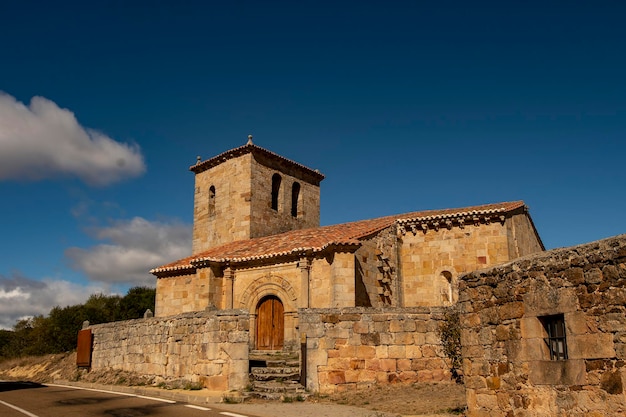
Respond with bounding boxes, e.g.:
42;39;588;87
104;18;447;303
190;136;324;254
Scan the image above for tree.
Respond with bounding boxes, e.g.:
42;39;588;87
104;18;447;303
0;286;157;359
83;293;122;324
119;287;156;320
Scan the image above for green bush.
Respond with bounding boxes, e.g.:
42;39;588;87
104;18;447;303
437;307;463;383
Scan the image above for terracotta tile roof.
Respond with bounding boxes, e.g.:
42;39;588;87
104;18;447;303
190;140;325;181
151;201;526;275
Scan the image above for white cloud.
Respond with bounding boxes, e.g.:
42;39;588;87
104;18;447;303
0;274;108;330
66;217;192;286
0;92;145;185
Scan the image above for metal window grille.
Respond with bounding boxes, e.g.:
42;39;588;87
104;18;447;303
542;315;568;360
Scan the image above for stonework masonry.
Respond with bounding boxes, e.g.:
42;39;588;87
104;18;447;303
459;234;626;416
299;307;454;394
399;215;542;308
88;310;250;392
191;147;322;254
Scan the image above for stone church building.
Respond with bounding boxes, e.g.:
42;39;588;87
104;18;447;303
151;137;544;351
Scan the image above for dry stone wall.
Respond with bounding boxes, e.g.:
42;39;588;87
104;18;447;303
299;307;454;393
88;309;250;391
459;234;626;417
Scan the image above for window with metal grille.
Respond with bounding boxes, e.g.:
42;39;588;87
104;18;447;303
540;314;568;360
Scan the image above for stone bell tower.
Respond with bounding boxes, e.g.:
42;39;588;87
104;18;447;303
190;136;324;254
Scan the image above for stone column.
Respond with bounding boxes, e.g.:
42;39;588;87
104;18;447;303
298;257;311;308
224;266;234;309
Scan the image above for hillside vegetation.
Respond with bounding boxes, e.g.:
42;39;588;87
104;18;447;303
0;287;155;359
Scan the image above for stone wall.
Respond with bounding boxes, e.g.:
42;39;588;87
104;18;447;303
88;309;250;391
155;271;210;317
192;153;254;253
459;234;626;416
356;227;399;308
299;307;454;394
249;153;321;239
399;220;512;307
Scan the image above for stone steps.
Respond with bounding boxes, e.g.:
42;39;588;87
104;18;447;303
251;366;300;381
245;350;308;401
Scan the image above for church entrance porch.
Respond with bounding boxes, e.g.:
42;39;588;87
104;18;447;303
255;295;284;350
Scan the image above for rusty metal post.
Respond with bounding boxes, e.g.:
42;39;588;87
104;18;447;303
300;332;307;386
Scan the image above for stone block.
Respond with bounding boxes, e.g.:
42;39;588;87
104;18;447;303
220;342;248;360
396;359;411;371
349;359;365;370
565;311;590;335
338;345;357;358
498;302;525;320
205;375;228;391
476;393;499;410
375;345;389;358
380;359;397;372
327;370;346;384
388;345;406;359
523;287;578;316
344;369;360;383
353;321;370;334
393;332;415;345
361;332;380;345
406;345;423;359
569;333;616;359
529;359;585;385
465;375;487;389
486;376;501;390
327;357;350;370
356;345;376;359
520;317;544;339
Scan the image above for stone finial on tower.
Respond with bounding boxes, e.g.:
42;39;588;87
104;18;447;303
196;155;202;163
247;134;253;145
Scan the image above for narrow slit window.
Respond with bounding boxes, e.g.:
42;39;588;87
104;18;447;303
208;186;216;217
540;314;568;360
291;182;300;217
271;174;281;211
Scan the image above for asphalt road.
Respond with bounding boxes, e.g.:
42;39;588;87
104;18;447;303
0;381;258;417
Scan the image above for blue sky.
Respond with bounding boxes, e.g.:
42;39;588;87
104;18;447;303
0;1;624;328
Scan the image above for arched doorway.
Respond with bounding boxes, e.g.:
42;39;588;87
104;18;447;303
255;295;284;350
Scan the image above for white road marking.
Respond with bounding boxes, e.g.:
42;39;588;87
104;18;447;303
47;383;176;403
220;412;248;417
48;383;137;397
135;395;176;403
0;399;40;417
185;404;212;411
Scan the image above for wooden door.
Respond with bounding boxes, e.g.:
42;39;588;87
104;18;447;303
256;296;284;350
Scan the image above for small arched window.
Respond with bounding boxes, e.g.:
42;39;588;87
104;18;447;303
271;174;281;211
291;182;300;217
440;271;455;304
208;186;216;217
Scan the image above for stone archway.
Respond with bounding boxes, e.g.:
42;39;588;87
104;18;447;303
239;274;298;351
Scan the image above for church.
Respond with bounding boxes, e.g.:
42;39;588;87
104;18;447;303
151;137;544;351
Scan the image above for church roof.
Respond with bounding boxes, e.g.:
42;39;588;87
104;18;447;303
151;200;527;276
190;138;325;182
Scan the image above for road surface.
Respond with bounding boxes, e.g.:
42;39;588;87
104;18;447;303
0;381;257;417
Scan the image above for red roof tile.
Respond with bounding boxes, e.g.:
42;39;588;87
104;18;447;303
151;201;526;275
